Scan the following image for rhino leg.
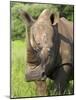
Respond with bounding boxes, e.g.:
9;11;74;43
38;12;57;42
54;65;72;95
35;80;47;96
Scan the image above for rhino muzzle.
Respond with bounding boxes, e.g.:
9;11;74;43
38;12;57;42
25;64;47;81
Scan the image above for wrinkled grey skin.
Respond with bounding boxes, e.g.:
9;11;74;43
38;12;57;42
20;9;73;96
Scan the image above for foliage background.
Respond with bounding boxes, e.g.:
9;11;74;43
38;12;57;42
11;2;74;98
11;2;74;40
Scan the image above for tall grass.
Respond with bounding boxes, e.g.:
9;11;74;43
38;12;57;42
11;40;73;98
11;40;37;98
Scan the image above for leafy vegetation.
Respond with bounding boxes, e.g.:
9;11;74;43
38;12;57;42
11;2;74;40
55;4;74;21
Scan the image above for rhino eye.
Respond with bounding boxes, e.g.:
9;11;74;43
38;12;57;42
35;43;42;52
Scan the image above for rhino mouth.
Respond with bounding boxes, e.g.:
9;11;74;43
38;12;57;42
25;64;47;81
25;48;54;81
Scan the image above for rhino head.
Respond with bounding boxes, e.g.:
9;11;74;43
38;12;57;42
19;9;59;79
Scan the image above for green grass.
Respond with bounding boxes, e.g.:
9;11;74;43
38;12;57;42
11;40;37;98
11;40;74;98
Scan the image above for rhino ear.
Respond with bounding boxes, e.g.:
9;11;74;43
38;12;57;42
19;9;35;27
50;12;59;25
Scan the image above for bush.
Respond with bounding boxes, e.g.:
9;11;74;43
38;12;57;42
11;2;58;40
55;5;74;21
11;2;74;40
11;3;26;40
24;4;58;19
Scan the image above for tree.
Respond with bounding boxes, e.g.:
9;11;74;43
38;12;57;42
55;5;74;21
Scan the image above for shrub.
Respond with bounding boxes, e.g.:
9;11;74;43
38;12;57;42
11;2;58;40
11;2;73;40
11;3;26;40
